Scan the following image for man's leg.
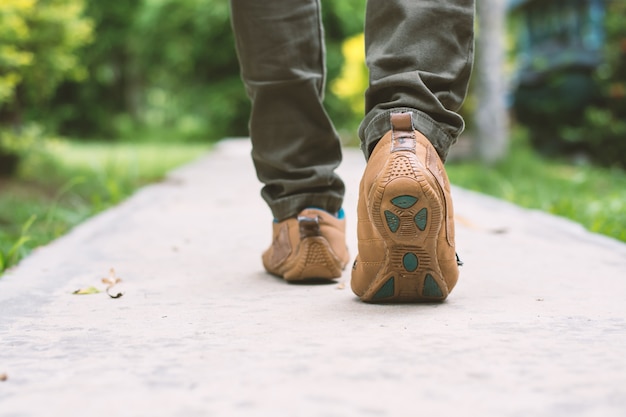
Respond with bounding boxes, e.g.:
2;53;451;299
360;0;474;161
230;0;349;281
352;0;474;302
229;0;345;221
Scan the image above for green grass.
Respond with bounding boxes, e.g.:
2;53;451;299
0;140;210;273
2;131;625;274
447;131;626;242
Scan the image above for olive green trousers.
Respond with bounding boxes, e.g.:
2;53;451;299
230;0;475;220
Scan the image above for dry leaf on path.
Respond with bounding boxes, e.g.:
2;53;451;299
102;268;122;287
106;286;124;299
72;286;101;295
72;268;125;298
0;373;7;381
102;268;124;299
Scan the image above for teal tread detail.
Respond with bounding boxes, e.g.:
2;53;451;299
384;210;400;233
423;274;443;297
402;253;419;272
391;195;418;209
414;208;427;231
373;277;395;300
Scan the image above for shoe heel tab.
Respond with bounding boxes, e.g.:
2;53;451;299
298;215;321;239
390;112;416;153
390;112;413;132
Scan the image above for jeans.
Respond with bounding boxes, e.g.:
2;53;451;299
230;0;475;221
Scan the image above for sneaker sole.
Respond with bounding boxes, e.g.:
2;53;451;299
282;236;344;282
362;152;449;302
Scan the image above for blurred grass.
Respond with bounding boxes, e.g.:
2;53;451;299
447;129;626;242
0;141;209;272
2;130;625;273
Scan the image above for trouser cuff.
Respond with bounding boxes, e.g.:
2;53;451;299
359;107;459;162
268;193;344;222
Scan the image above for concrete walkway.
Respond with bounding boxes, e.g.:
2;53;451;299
1;139;625;417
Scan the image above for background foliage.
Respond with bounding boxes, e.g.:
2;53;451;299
0;0;370;270
2;0;626;272
3;0;625;164
21;0;366;143
511;0;626;168
559;0;626;168
0;0;92;114
0;0;92;163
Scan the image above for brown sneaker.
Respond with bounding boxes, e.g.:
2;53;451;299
262;208;350;281
351;112;460;302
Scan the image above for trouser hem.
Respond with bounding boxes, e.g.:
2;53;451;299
268;193;344;221
359;107;460;162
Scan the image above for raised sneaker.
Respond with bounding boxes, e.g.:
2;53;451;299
351;112;460;302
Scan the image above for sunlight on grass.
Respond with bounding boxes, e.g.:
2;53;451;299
23;141;209;184
447;130;626;242
2;132;625;275
0;141;210;273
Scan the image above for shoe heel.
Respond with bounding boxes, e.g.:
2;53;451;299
283;237;343;281
365;154;449;302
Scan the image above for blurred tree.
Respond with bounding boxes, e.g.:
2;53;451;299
0;1;33;112
0;0;92;127
331;33;367;117
32;0;367;142
47;0;248;141
509;0;624;167
474;0;509;163
131;0;249;141
322;0;366;139
0;0;92;176
507;0;623;167
43;0;142;138
133;0;366;142
560;0;626;168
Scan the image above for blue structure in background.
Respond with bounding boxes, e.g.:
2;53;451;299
511;0;605;83
508;0;608;152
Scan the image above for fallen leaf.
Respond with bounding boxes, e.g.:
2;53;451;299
336;282;346;290
72;286;101;295
102;268;122;287
102;268;124;298
0;373;8;381
106;286;124;299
